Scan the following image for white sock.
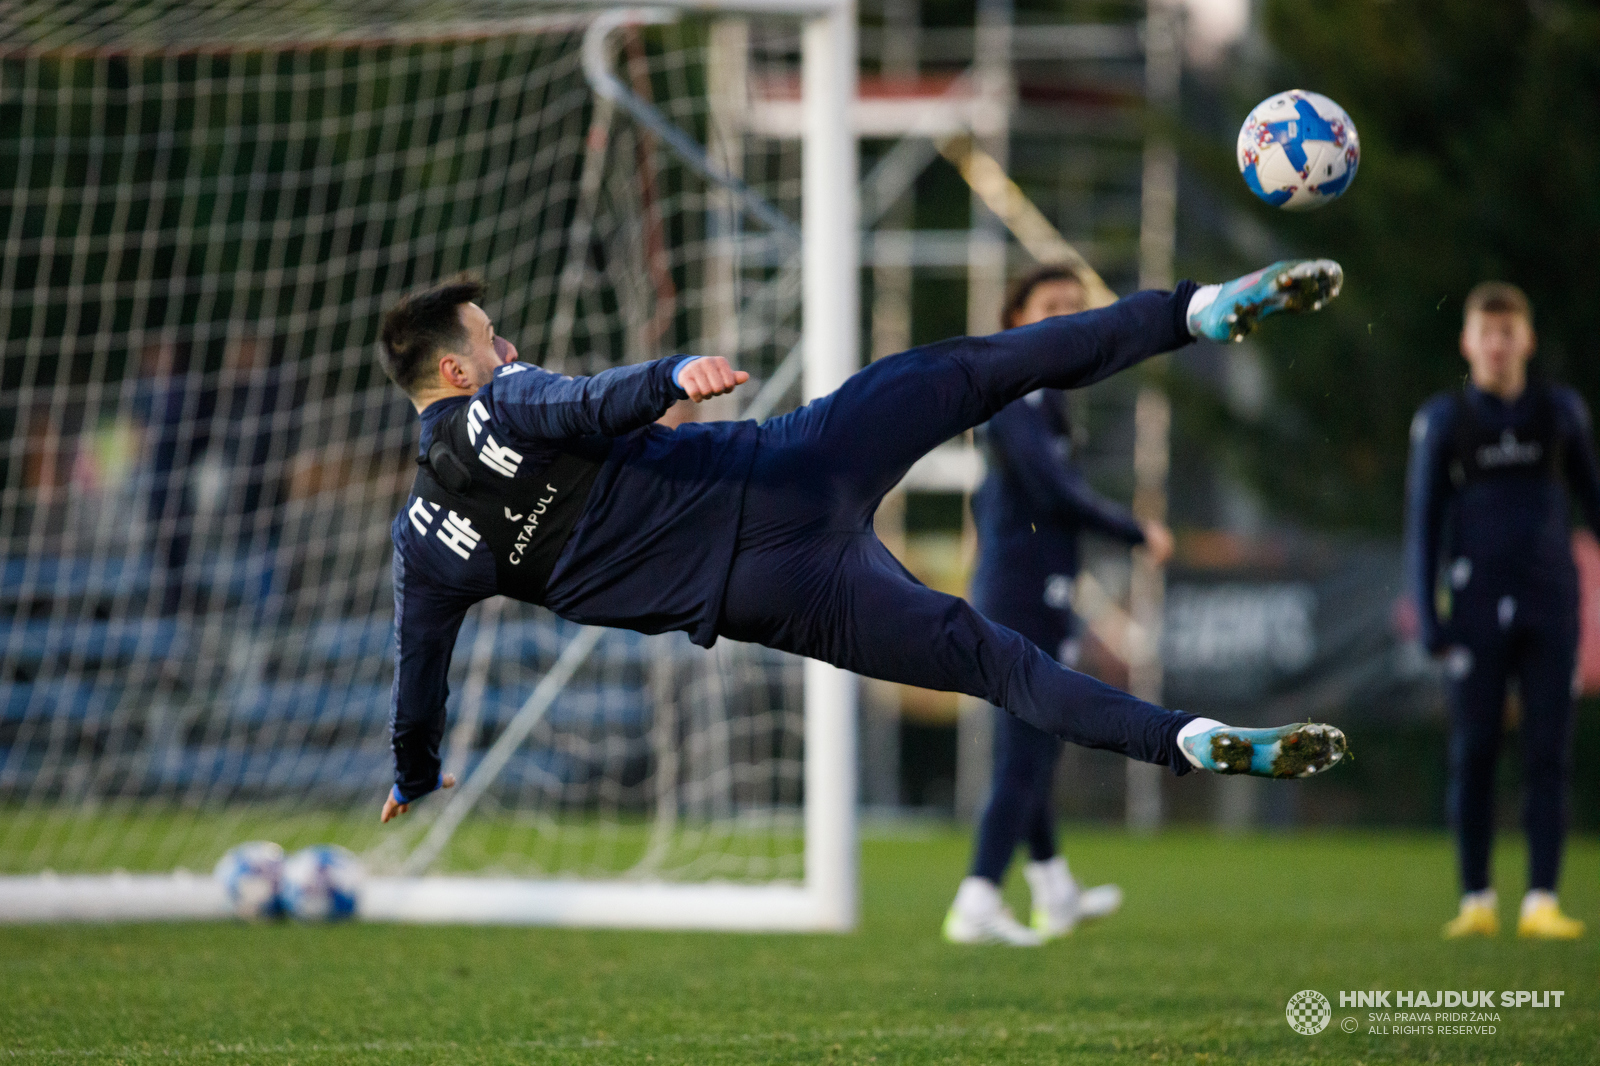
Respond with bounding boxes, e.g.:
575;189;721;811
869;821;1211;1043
1185;284;1222;334
1025;856;1073;900
1463;888;1497;910
953;876;1003;916
1176;717;1225;768
1521;889;1556;916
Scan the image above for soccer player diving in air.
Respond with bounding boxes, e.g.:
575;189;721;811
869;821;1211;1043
375;260;1352;826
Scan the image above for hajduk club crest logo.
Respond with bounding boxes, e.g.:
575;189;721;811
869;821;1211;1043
1286;990;1332;1035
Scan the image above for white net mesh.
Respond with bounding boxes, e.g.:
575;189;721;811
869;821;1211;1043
0;2;814;885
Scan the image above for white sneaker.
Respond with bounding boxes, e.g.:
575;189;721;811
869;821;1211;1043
1023;857;1078;938
942;877;1043;946
1077;883;1124;921
1025;856;1122;938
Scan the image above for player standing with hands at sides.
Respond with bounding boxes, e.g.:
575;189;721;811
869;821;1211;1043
1404;282;1600;940
375;262;1352;831
942;266;1175;946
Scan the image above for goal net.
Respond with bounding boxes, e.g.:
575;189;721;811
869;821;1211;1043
0;0;858;927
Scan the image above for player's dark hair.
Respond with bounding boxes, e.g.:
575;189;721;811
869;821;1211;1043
1002;265;1086;330
1463;281;1532;325
379;274;486;394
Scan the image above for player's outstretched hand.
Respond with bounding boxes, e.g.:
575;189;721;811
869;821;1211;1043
380;773;456;823
677;357;749;403
1139;520;1175;567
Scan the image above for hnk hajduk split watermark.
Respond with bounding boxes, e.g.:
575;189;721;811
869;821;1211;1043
1285;989;1565;1037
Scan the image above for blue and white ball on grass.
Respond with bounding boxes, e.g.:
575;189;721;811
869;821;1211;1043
1237;90;1359;210
214;841;286;920
281;845;363;921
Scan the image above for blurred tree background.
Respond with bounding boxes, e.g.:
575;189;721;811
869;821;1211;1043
1177;0;1600;533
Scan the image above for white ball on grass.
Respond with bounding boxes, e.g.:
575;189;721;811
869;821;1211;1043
214;841;286;920
281;845;364;921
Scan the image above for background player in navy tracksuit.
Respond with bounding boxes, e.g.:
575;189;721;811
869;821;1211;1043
137;334;295;617
944;267;1175;945
374;265;1351;833
1404;281;1600;940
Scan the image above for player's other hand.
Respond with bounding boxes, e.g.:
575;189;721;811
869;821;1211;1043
1139;520;1175;567
677;357;749;402
380;773;456;823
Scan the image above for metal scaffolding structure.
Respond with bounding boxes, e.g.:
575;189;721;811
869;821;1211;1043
727;0;1178;823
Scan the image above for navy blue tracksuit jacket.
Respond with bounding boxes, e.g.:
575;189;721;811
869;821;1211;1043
389;286;1203;802
1403;379;1600;893
971;388;1146;654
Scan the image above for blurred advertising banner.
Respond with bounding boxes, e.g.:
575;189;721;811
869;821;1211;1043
1143;531;1600;719
1126;536;1440;725
1573;530;1600;696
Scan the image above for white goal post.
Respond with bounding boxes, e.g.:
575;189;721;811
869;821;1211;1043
0;0;859;929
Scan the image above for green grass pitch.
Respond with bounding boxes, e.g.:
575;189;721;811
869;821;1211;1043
2;829;1596;1064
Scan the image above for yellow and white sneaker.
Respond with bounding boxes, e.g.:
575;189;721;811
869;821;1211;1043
1517;892;1584;940
1443;892;1499;939
942;877;1042;946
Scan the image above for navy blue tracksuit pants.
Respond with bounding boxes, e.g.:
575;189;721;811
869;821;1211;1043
975;691;1068;881
716;287;1199;772
1447;580;1577;894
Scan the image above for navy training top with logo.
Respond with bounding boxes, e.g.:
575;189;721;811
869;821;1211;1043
1403;380;1600;652
970;388;1145;630
389;357;758;801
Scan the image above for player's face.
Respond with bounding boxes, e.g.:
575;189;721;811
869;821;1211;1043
1460;310;1534;395
1010;279;1089;328
452;302;520;388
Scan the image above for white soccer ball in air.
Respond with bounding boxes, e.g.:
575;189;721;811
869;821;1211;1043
214;841;286;920
1237;90;1359;210
281;845;363;921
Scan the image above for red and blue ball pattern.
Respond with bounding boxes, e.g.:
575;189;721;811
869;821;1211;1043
1237;90;1359;211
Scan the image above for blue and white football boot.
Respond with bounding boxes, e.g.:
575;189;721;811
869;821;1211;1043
1188;259;1343;343
1180;722;1349;778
